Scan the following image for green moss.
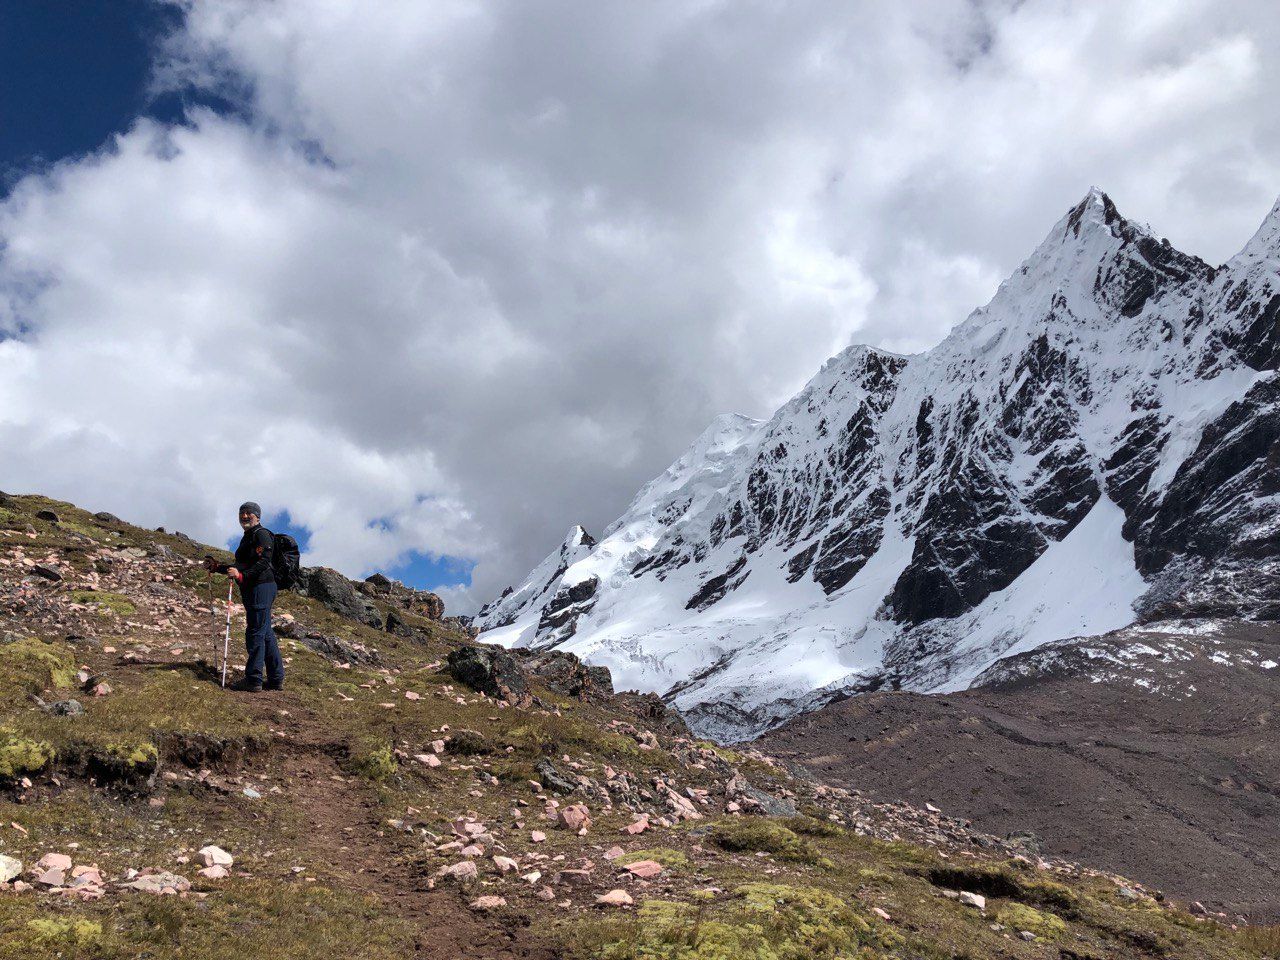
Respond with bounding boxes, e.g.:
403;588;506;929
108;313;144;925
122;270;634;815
570;882;896;959
996;903;1067;941
0;879;414;959
709;819;824;865
25;917;103;946
69;590;137;615
615;847;692;871
784;815;846;838
0;636;76;698
346;739;397;781
0;729;54;779
106;740;159;766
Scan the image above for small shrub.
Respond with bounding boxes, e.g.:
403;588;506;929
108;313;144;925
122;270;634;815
446;729;494;755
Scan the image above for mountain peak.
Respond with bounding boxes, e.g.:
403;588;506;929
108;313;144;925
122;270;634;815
1231;192;1280;264
1063;186;1123;239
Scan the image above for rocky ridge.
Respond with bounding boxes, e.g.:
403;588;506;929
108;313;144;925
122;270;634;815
478;189;1280;740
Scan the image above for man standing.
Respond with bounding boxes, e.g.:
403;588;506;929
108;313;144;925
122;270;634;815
205;501;284;692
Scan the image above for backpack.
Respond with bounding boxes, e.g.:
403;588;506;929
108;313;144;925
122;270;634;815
266;529;302;589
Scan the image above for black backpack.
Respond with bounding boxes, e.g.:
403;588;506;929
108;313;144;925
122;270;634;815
266;529;302;589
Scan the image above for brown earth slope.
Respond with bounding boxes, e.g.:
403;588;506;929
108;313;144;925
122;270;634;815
2;492;1279;958
761;621;1280;921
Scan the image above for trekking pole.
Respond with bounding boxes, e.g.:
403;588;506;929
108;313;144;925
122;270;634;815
206;571;215;671
221;580;233;688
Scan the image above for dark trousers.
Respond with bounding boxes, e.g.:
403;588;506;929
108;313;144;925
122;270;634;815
243;580;283;687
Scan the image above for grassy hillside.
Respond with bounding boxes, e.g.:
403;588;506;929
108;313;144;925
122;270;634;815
0;492;1276;959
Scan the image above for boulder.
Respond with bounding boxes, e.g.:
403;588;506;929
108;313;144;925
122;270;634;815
301;567;384;629
958;892;986;910
93;512;122;524
198;845;233;868
0;854;21;883
596;889;633;907
446;646;529;704
536;758;578;795
434;860;479;883
557;804;591;833
621;860;663;879
521;649;614;701
35;509;59;523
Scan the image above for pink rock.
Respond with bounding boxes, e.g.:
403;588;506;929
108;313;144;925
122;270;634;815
603;846;625;861
621;818;649;835
35;867;66;887
434;861;479;882
90;682;113;697
530;830;547;843
463;822;487;836
404;691;421;701
621;860;663;879
872;907;892;921
198;865;229;880
492;856;519;874
36;853;73;872
470;895;506;910
596;889;633;907
459;844;485;857
557;804;591;833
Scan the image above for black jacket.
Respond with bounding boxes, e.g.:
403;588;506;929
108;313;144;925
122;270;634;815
231;525;275;591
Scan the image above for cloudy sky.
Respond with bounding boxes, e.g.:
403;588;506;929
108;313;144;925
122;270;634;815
2;0;1279;611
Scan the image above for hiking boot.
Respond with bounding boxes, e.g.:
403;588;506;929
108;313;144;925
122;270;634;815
229;679;263;693
264;680;284;691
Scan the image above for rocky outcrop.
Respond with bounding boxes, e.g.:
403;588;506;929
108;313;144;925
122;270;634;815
301;567;384;629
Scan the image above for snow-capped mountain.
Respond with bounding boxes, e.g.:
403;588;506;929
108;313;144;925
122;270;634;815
478;188;1280;740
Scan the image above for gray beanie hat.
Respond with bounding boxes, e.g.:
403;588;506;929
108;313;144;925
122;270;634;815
238;501;262;519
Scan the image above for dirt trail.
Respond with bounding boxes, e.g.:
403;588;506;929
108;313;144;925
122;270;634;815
210;682;559;959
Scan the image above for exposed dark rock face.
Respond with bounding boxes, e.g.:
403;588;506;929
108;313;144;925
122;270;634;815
476;190;1280;740
301;567;384;629
537;575;599;641
519;648;614;701
446;645;530;704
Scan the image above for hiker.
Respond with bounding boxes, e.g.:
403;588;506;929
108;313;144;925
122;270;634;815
204;501;284;692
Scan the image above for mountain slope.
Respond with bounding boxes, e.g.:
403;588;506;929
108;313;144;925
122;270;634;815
478;188;1280;739
761;618;1280;921
7;492;1265;957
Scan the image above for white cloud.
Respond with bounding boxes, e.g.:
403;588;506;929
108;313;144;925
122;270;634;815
2;0;1279;611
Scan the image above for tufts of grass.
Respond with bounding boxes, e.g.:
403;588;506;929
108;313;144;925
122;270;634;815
708;819;826;867
69;590;137;616
345;738;397;781
0;879;414;959
0;636;77;699
569;882;897;959
996;903;1067;942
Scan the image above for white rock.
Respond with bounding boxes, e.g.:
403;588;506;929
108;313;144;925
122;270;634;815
198;845;234;868
958;891;986;910
0;854;21;883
